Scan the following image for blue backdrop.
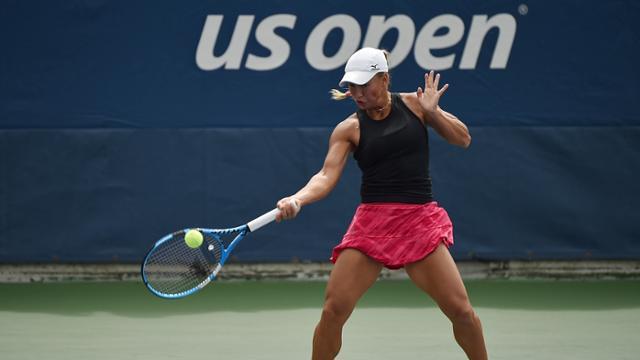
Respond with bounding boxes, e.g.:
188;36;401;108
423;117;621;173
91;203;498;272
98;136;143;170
1;0;639;262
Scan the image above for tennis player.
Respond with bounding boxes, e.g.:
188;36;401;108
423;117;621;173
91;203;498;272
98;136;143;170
276;47;488;360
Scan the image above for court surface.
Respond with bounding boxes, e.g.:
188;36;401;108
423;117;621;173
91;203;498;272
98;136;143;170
1;279;639;359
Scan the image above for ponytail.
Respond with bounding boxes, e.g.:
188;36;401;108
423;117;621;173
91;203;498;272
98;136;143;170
329;89;350;101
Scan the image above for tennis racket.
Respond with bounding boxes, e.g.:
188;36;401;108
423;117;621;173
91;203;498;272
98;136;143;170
141;201;296;299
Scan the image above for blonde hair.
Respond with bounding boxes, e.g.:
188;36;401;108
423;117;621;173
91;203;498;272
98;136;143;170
330;49;390;101
329;88;350;100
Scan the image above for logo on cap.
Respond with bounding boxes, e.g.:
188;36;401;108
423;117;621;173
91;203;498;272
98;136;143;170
370;64;379;71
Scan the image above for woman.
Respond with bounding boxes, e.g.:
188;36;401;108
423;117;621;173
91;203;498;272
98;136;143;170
276;47;488;360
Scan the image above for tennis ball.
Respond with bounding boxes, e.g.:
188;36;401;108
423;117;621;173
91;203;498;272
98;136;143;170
184;229;203;249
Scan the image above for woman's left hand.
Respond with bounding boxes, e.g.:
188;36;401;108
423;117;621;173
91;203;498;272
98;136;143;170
417;70;449;115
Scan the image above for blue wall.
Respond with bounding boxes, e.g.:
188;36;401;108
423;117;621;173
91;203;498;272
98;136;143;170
1;0;639;262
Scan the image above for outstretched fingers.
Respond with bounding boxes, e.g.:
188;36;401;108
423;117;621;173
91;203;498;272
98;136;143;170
439;83;449;95
424;70;448;93
424;71;434;90
419;71;450;113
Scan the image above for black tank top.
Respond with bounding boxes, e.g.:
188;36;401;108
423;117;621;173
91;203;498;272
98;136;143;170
354;93;433;204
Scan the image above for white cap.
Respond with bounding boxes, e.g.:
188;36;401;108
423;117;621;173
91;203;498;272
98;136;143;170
339;48;388;87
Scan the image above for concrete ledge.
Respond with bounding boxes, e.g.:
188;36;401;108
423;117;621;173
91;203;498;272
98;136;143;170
481;260;640;279
1;261;640;283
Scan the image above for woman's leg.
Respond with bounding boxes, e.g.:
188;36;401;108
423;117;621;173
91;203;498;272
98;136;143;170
404;244;488;360
312;249;383;360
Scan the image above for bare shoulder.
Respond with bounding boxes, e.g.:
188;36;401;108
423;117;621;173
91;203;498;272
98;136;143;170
398;92;425;121
329;113;359;149
333;113;358;137
337;113;359;128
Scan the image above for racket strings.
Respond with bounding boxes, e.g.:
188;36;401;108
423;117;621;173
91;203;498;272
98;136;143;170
143;231;223;296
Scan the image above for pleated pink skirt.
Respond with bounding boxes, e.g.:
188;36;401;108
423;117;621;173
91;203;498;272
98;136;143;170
331;202;454;269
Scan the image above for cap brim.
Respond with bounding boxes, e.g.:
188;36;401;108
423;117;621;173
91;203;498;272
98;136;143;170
339;71;378;87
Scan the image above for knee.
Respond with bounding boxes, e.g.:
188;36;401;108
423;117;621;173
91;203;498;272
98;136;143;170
321;297;354;324
443;302;479;326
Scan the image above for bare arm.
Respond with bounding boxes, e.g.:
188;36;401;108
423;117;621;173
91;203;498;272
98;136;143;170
276;116;357;221
405;71;471;148
426;106;471;148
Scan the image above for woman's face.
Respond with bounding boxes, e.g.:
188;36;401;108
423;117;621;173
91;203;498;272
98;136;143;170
347;73;389;110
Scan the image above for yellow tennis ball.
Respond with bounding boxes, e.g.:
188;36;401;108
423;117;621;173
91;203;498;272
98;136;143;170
184;229;203;249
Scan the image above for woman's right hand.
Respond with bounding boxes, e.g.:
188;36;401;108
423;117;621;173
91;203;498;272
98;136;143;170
276;197;301;222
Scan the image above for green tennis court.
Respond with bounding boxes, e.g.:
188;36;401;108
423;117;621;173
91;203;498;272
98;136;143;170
2;279;639;359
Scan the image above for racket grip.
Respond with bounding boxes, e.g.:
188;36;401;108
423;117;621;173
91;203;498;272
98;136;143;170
247;208;279;232
247;199;299;232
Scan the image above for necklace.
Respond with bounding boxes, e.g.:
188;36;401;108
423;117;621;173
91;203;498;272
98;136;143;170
374;93;391;112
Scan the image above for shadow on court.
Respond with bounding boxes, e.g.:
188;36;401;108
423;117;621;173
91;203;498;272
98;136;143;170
1;279;639;317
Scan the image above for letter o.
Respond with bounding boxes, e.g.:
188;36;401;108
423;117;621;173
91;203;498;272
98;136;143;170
306;15;361;71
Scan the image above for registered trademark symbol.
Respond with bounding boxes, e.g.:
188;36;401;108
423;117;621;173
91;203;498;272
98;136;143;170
518;4;529;15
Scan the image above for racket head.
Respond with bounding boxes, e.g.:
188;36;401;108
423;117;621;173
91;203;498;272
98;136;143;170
141;227;246;299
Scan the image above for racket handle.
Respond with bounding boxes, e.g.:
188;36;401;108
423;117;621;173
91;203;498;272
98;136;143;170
247;199;299;232
247;208;279;232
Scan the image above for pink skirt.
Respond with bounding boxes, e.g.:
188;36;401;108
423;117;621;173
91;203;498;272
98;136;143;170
331;202;454;269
